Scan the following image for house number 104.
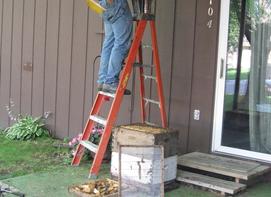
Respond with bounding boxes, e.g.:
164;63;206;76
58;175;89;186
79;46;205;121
207;0;214;29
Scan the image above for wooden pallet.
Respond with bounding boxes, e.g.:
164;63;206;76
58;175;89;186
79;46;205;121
177;170;246;196
177;152;271;196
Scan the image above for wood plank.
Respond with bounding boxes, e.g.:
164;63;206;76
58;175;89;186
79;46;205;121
0;0;13;128
44;0;60;135
149;0;176;125
68;0;88;137
177;170;246;195
10;0;24;123
247;165;271;180
21;0;35;115
32;0;47;117
55;0;73;138
169;0;197;154
111;152;177;183
112;124;178;157
178;152;270;180
83;7;103;131
187;0;220;153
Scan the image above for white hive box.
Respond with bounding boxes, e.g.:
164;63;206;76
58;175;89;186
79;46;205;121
110;124;178;183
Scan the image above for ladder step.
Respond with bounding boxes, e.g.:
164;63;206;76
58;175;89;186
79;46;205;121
142;44;153;49
143;98;160;106
144;121;157;126
89;115;107;126
99;91;115;98
143;74;157;81
133;62;153;68
80;141;98;153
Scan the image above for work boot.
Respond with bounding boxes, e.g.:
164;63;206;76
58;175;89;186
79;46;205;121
102;84;131;95
97;83;103;91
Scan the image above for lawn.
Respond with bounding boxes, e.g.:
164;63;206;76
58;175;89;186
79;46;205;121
226;68;250;80
0;133;70;180
1;133;271;197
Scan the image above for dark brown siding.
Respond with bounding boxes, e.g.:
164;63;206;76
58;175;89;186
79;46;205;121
187;0;219;153
55;0;75;138
169;0;197;154
32;0;47;118
0;0;220;154
0;0;13;128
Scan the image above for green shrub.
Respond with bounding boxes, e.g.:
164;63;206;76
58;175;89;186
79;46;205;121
5;116;49;140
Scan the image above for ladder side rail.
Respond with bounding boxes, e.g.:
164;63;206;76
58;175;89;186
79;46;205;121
150;21;167;127
89;20;148;177
72;94;106;165
138;38;146;123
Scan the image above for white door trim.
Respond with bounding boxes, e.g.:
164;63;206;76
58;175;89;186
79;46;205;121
212;0;230;152
212;0;271;163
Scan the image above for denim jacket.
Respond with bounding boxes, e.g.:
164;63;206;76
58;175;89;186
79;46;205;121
99;0;129;23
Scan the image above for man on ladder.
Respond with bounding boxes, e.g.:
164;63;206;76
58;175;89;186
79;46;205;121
72;0;167;179
97;0;133;94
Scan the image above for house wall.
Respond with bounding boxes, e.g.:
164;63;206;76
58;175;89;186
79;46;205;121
0;0;220;154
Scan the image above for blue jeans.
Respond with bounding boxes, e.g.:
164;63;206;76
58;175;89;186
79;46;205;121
98;0;133;85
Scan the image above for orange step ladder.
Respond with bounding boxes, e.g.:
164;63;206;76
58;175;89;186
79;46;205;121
71;15;167;179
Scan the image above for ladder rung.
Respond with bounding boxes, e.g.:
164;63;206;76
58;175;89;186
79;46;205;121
142;44;153;49
144;121;158;127
89;115;107;126
143;75;157;81
99;91;115;98
80;141;98;153
133;62;153;68
143;98;160;106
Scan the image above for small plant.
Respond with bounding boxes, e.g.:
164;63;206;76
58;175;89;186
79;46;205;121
68;133;83;157
4;99;51;140
90;126;104;145
5;115;49;140
67;126;111;161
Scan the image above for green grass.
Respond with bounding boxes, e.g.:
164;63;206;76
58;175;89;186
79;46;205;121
227;68;250;80
224;95;234;111
0;134;70;180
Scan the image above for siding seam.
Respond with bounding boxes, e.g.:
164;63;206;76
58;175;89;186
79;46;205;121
67;0;75;137
186;0;198;152
43;0;49;115
9;0;14;126
20;0;25;115
0;0;3;92
31;0;37;116
82;8;90;129
54;0;61;134
168;0;177;127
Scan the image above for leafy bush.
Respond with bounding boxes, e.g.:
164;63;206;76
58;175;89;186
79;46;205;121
5;116;49;140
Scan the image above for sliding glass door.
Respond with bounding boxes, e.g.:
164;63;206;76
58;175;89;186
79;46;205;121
213;0;271;162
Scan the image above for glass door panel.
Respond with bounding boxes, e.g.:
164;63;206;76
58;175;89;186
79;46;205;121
215;0;271;160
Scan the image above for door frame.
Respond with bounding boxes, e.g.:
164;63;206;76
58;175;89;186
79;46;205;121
212;0;271;163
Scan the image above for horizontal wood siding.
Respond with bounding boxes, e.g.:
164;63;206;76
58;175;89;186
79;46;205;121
0;0;220;154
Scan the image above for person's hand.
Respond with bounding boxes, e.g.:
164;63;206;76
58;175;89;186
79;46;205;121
107;0;113;4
